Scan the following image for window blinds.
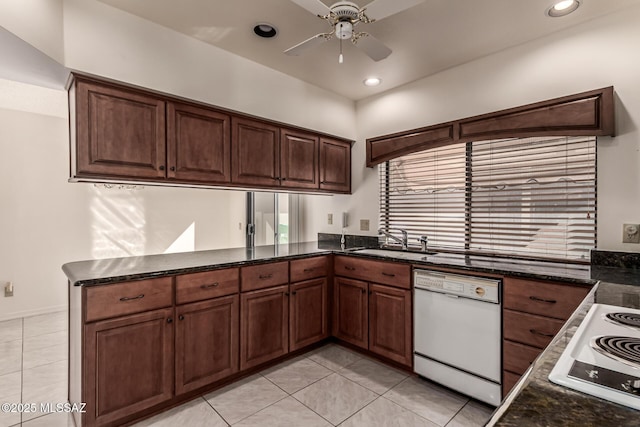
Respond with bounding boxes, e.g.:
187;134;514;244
379;136;596;261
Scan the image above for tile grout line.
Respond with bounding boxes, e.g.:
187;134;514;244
200;396;232;426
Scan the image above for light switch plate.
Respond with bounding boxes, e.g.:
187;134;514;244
623;224;640;243
328;213;333;225
360;219;370;231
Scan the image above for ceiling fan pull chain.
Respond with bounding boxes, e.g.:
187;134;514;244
339;34;344;64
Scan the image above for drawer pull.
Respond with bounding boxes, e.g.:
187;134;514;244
303;268;316;273
259;273;273;280
167;318;173;324
345;266;356;271
529;329;554;338
119;294;144;302
381;272;395;277
200;283;219;289
529;296;557;304
178;315;184;321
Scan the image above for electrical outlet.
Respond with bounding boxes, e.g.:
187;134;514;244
4;282;13;297
328;213;333;225
623;224;640;243
360;219;370;231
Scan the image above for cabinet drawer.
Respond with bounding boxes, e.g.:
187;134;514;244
503;371;522;397
503;309;564;349
85;277;173;322
334;256;410;289
241;261;289;292
176;268;239;305
503;340;542;375
290;256;328;282
503;277;590;320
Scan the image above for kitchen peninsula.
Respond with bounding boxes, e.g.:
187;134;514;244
61;241;640;426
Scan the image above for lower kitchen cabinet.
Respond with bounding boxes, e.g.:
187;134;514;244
84;308;174;426
334;276;413;367
175;295;239;395
333;277;369;349
240;285;289;370
501;276;590;397
369;284;412;366
289;277;328;351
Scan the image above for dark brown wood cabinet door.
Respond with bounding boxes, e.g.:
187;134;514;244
290;278;328;351
84;308;173;426
167;102;231;183
333;277;368;349
368;284;412;367
75;79;166;179
280;129;319;189
231;117;280;187
240;285;289;370
175;295;239;395
320;138;351;193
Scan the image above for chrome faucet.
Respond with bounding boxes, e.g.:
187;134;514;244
418;235;429;252
378;228;408;250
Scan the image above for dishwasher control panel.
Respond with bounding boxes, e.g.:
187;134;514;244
414;270;500;303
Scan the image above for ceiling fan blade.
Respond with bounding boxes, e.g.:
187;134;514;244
284;33;332;56
354;33;392;61
362;0;426;21
289;0;331;17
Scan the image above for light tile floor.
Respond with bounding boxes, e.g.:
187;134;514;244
0;312;495;427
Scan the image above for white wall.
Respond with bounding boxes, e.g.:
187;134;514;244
306;4;640;253
0;0;356;320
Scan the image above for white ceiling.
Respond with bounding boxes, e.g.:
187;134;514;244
98;0;640;100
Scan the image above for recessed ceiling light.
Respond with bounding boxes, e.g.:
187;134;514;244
253;23;277;38
363;77;382;87
547;0;581;17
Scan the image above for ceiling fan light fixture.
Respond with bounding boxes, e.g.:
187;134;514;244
253;23;278;38
547;0;581;17
363;77;382;87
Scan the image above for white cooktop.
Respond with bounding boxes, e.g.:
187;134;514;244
549;303;640;410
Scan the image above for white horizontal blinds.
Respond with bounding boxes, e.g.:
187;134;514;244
379;135;596;261
379;144;467;250
469;136;596;260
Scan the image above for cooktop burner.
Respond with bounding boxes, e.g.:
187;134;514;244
605;312;640;329
591;335;640;368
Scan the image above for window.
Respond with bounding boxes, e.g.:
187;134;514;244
379;136;596;261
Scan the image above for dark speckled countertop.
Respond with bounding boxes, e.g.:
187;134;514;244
62;241;595;287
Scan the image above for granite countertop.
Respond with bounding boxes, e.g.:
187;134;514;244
487;279;640;426
62;241;595;287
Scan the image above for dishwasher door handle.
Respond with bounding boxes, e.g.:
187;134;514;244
446;294;460;299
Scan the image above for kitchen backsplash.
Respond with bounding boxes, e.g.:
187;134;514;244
317;233;379;249
591;250;640;268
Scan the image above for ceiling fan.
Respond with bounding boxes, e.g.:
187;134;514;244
285;0;426;63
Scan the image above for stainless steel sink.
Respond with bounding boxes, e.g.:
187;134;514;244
353;248;438;261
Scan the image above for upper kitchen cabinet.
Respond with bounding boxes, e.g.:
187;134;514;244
280;128;319;190
231;117;280;187
69;73;352;193
167;102;231;183
72;76;167;179
320;138;351;193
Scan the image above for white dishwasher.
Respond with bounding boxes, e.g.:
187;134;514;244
414;269;502;406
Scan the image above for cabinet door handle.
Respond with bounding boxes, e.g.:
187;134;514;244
159;165;165;171
381;272;395;277
529;296;557;304
303;268;315;273
119;294;144;302
259;273;273;280
167;318;173;324
345;266;356;271
285;292;290;296
178;315;184;321
529;329;554;338
201;283;219;289
170;166;176;171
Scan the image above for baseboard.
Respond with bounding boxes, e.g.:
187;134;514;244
0;304;67;322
